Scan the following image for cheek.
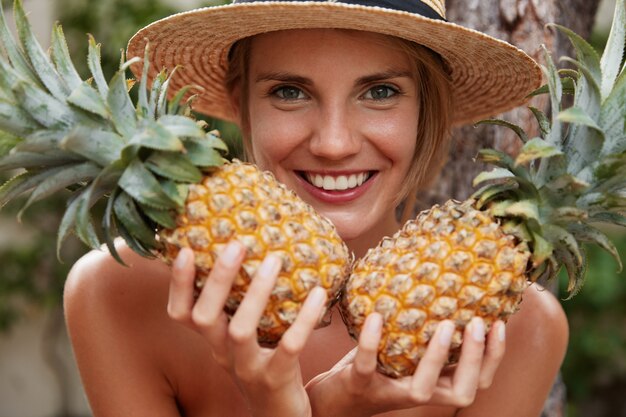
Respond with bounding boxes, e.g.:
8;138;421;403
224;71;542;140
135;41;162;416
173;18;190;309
247;104;310;169
359;108;418;166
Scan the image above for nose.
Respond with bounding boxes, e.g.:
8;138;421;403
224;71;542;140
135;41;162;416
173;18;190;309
308;105;362;160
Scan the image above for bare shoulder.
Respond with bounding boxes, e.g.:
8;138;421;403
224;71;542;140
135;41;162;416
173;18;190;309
460;284;569;417
508;283;569;351
63;244;186;414
65;242;170;310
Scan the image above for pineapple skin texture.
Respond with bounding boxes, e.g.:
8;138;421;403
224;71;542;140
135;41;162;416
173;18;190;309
160;161;352;346
340;200;530;378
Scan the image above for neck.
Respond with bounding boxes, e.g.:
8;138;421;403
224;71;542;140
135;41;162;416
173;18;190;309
345;213;401;258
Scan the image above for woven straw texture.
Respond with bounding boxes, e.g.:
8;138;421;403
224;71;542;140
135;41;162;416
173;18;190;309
127;1;541;126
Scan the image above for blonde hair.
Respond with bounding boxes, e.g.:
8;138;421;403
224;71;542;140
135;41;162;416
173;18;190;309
225;31;453;220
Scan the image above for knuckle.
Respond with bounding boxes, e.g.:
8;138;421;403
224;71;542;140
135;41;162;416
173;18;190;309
454;393;476;408
167;304;189;322
478;376;494;390
352;362;375;379
228;323;255;344
280;336;304;356
409;389;434;404
191;308;214;328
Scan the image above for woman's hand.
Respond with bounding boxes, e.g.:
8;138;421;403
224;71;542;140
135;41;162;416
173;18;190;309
306;313;506;416
168;241;327;417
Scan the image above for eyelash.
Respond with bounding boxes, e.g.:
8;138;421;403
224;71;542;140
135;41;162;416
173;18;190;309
268;83;402;102
270;85;307;101
362;84;401;101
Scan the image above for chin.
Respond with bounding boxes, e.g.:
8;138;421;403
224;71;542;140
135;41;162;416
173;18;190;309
322;213;367;242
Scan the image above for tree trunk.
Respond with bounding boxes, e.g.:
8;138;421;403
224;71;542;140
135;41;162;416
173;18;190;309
417;0;601;207
413;1;602;416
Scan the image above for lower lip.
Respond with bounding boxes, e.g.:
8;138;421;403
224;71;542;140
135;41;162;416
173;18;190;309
295;173;377;204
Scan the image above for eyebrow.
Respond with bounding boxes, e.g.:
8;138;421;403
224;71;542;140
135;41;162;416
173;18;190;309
355;70;414;86
254;69;413;86
255;72;313;85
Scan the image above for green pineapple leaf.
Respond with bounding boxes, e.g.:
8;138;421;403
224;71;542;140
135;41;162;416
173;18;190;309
67;81;110;119
127;120;184;152
14;0;69;101
0;131;21;157
558;106;603;133
145;152;203;183
49;23;82;92
569;223;623;272
118;159;178;210
515;137;564;166
62;127;124;167
0;0;40;87
18;162;100;216
528;106;551;136
103;188;128;266
107;70;138;138
12;81;76;128
87;35;109;99
599;0;626;100
140;204;177;229
0;99;37;136
600;69;626;156
474;118;529;143
113;191;158;250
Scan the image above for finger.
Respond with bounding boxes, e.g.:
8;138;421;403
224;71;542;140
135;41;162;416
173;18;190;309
229;254;282;361
449;317;486;407
167;247;195;324
272;286;328;370
477;320;506;389
351;313;383;381
410;320;455;403
192;240;245;338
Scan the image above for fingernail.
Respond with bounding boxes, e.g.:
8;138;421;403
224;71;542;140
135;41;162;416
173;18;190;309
471;318;485;342
174;248;190;270
258;254;281;278
497;321;506;342
438;321;454;346
365;313;382;333
221;241;243;266
307;286;327;308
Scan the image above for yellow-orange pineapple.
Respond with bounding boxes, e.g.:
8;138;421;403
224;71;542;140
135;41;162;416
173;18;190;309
0;0;350;346
341;0;626;377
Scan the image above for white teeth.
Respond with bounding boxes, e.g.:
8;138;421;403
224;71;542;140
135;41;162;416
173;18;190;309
335;176;348;190
323;176;335;190
312;175;324;188
305;172;370;191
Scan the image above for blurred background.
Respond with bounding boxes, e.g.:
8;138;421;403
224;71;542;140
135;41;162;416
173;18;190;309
0;0;623;416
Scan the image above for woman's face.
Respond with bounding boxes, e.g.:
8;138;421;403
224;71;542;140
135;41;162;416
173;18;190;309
239;29;419;248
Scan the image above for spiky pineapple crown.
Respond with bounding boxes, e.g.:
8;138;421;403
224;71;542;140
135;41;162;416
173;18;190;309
473;0;626;296
0;0;228;264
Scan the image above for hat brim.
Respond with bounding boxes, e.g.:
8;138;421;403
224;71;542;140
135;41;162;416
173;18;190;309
127;1;541;126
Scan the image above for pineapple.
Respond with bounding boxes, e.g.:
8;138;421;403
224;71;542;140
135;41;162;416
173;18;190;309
0;0;351;346
340;0;626;378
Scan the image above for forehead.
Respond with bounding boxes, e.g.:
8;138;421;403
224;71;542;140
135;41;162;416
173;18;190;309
248;29;414;73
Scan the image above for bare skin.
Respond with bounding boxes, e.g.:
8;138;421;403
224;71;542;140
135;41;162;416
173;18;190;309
64;29;569;416
65;244;567;417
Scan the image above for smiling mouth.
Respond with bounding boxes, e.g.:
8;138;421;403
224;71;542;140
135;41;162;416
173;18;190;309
297;171;375;191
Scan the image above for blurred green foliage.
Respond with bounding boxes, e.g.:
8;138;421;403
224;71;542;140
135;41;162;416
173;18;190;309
0;0;238;332
560;231;626;414
0;0;624;414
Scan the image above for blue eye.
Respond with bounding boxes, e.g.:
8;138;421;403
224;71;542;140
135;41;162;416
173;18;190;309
364;85;398;100
273;86;306;100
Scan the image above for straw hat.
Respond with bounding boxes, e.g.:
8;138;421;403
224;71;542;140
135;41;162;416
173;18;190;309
127;0;542;126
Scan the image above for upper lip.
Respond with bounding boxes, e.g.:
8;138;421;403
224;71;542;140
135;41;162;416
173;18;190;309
296;169;374;176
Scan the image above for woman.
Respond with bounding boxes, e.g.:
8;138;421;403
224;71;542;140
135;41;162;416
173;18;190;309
64;1;568;416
